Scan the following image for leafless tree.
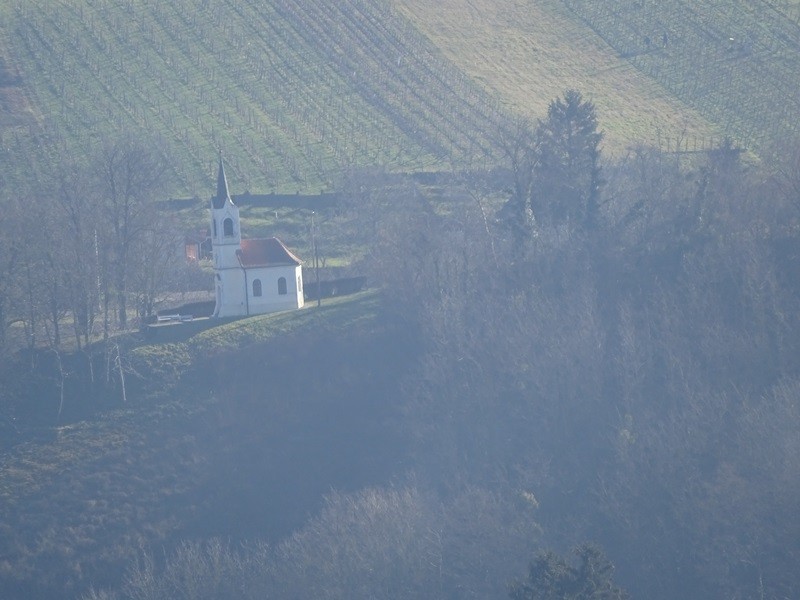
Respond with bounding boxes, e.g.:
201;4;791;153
93;134;171;330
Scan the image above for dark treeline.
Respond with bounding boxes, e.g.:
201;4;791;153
345;93;800;599
2;91;800;599
317;92;800;599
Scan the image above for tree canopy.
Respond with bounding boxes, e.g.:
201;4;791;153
533;90;603;230
509;544;629;600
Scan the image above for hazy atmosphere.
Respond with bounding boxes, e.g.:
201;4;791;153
1;1;799;599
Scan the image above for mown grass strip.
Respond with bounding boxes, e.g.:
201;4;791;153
130;290;380;380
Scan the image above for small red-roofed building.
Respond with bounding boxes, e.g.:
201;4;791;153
210;156;304;317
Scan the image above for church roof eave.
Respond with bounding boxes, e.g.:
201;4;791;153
239;237;303;268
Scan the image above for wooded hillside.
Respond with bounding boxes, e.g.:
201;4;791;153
1;2;799;599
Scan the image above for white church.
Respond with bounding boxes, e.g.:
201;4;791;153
210;157;305;317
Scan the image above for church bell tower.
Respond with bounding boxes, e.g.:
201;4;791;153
210;155;244;317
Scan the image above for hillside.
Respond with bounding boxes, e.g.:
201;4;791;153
4;0;799;198
2;147;800;599
563;0;800;153
2;4;800;598
395;0;800;154
0;293;414;599
395;0;715;152
0;0;504;195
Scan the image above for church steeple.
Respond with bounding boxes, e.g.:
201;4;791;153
209;151;241;249
212;154;233;209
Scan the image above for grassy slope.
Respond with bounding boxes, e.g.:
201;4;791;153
1;0;503;195
396;0;800;155
562;0;800;153
0;292;401;598
3;0;797;195
394;0;718;154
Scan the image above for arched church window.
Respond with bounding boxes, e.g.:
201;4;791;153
278;277;287;295
212;219;217;237
253;279;262;297
223;218;234;237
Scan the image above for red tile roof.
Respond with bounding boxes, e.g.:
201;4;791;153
238;238;302;267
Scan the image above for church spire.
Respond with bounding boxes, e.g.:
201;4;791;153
212;153;233;209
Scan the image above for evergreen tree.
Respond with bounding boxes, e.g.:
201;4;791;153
509;544;628;600
533;90;603;230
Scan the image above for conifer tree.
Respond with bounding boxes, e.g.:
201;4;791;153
533;90;603;230
510;544;628;600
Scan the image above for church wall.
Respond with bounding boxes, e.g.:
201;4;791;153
214;265;304;317
214;267;247;317
247;265;304;314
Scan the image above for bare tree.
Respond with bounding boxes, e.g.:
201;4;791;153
0;193;25;355
768;137;800;215
496;115;538;249
52;164;101;348
93;134;170;330
130;215;183;322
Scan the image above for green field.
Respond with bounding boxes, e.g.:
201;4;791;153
562;0;800;152
0;0;504;195
1;0;799;191
396;0;718;153
397;0;800;155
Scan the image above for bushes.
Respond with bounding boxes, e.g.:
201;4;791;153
87;485;541;600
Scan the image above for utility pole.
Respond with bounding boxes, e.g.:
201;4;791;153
311;211;321;307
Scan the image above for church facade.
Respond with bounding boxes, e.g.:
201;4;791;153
210;158;304;317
